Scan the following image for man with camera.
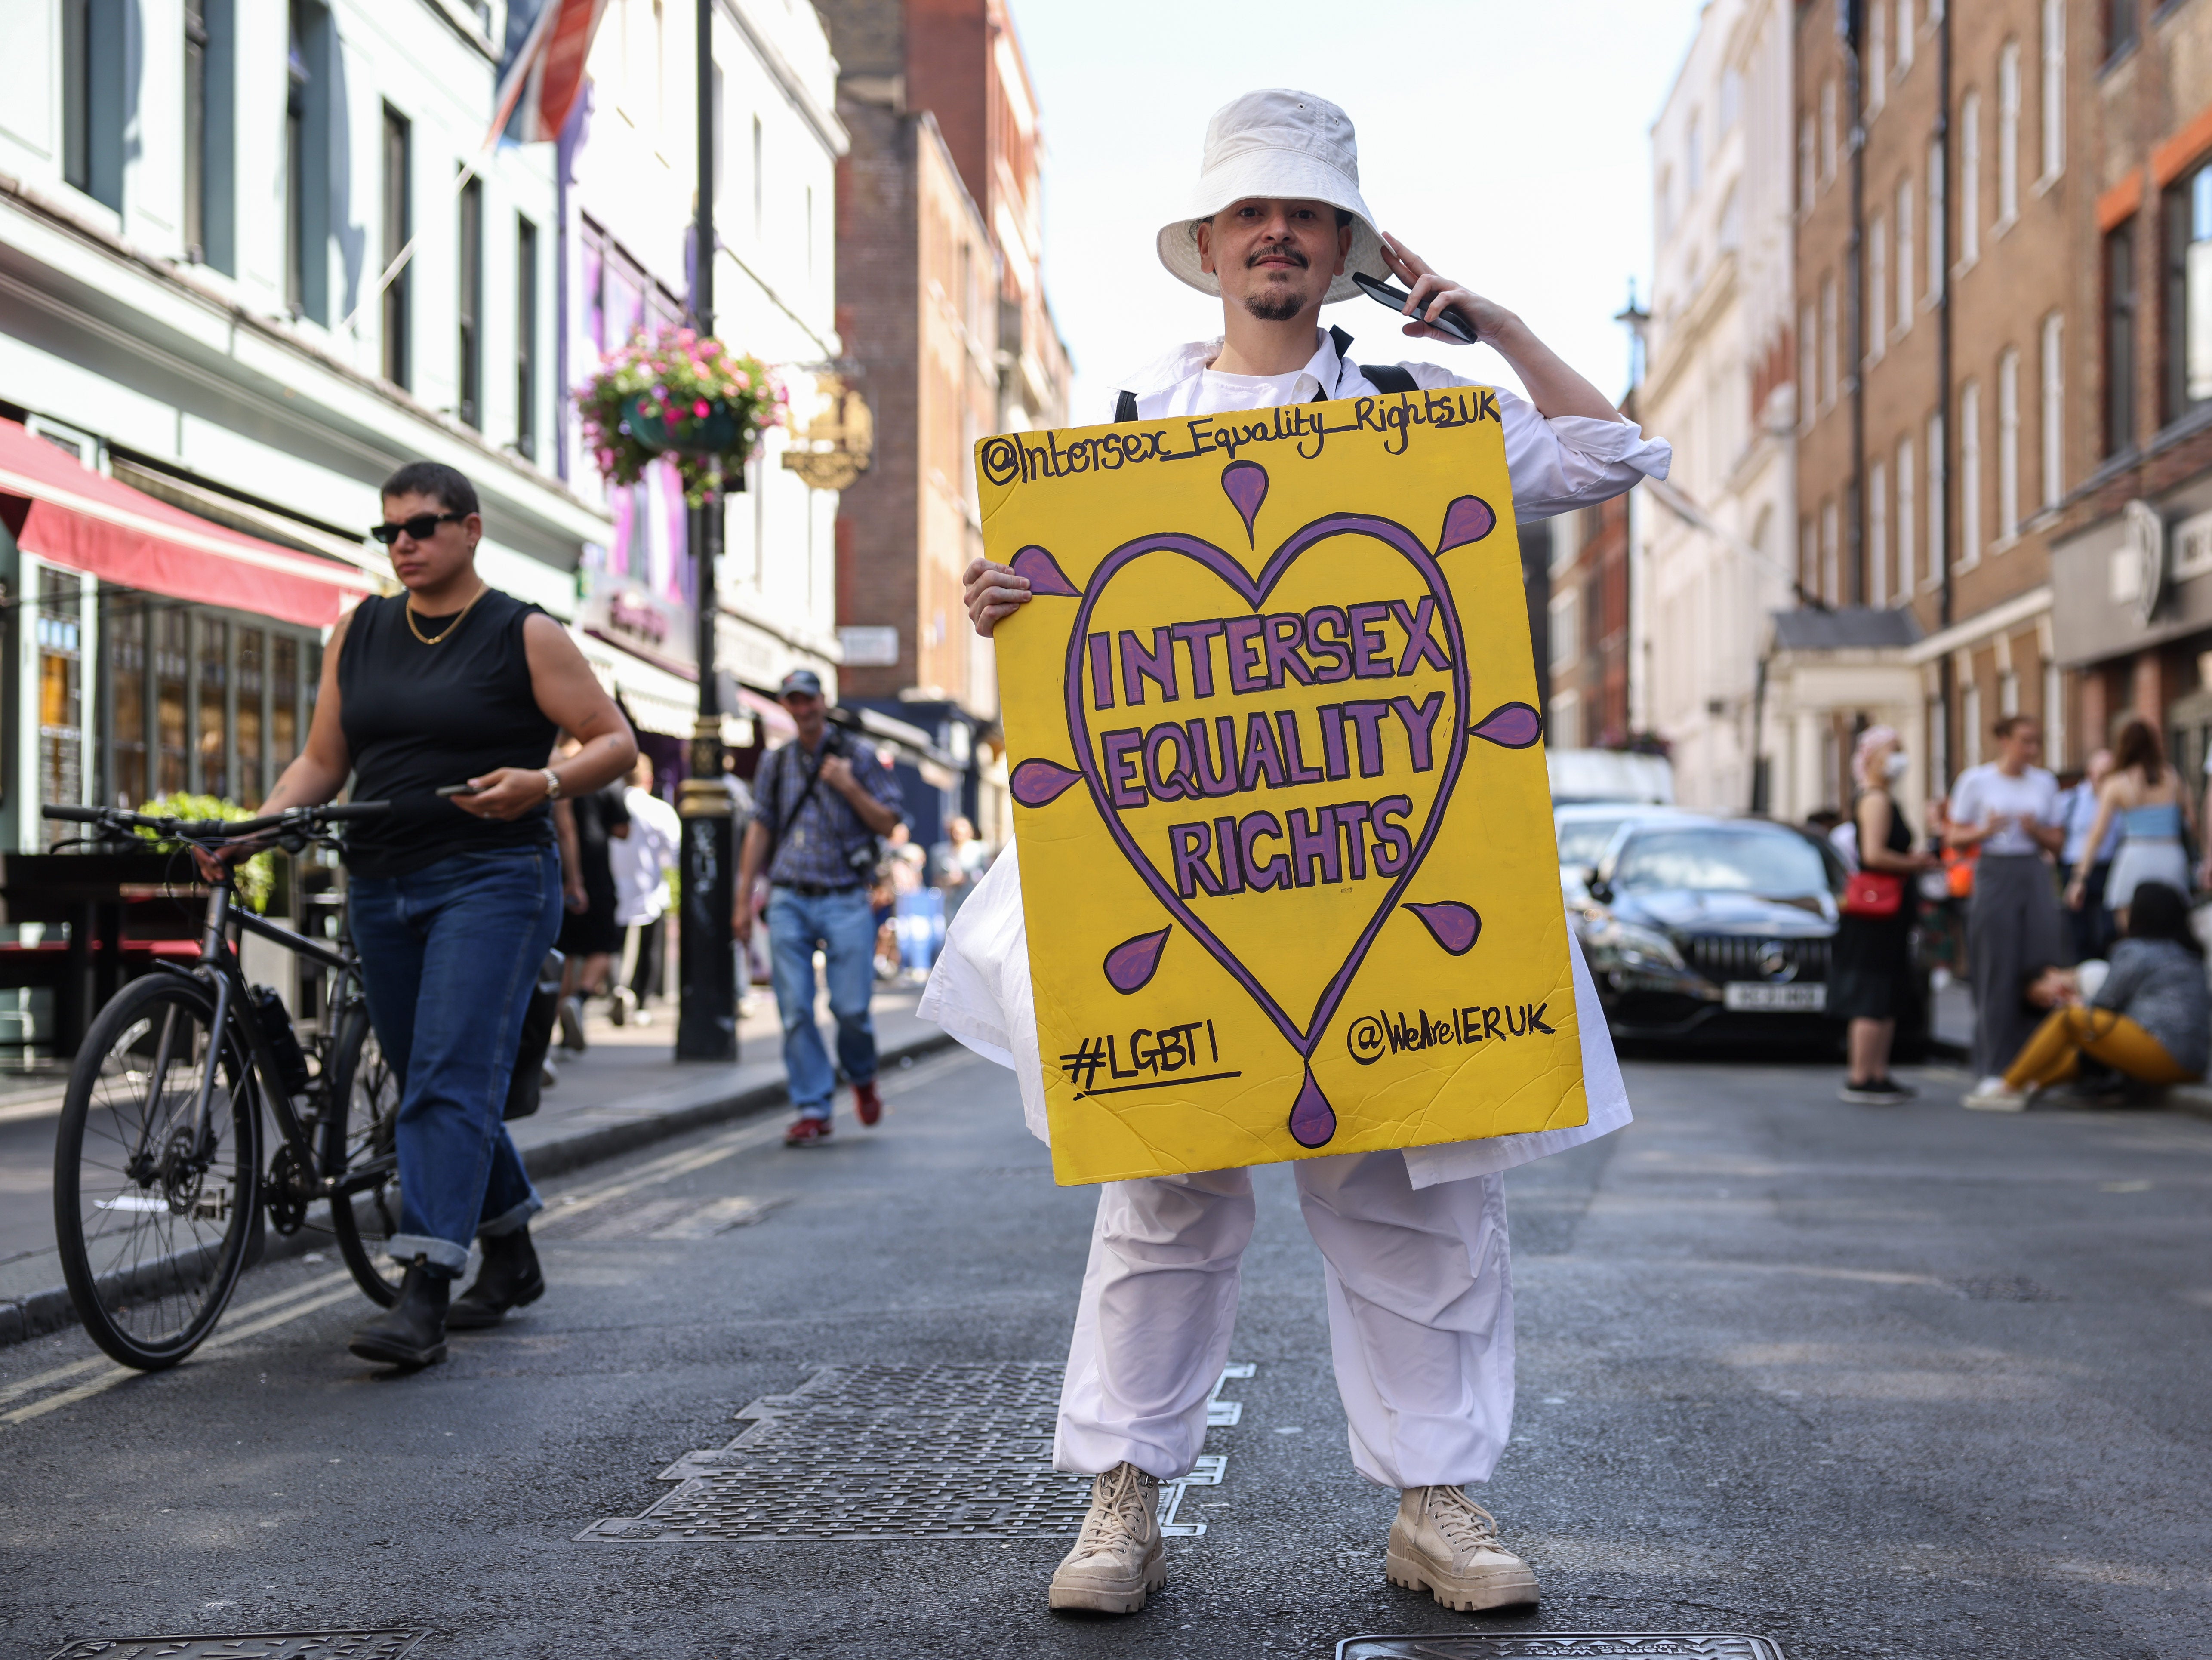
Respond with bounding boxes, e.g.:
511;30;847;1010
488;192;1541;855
736;668;908;1144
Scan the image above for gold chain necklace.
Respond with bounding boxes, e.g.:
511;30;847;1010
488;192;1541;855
406;582;489;645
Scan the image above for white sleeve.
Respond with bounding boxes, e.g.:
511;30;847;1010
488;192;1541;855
1405;364;1671;521
916;843;1053;1146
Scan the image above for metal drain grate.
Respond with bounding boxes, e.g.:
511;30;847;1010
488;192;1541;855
48;1630;431;1660
581;1360;1249;1543
1337;1636;1788;1660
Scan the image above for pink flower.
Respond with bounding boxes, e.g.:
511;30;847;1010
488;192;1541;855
693;399;711;417
701;339;721;357
733;371;751;390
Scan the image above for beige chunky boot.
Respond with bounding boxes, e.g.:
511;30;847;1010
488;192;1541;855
1047;1462;1165;1614
1386;1485;1540;1611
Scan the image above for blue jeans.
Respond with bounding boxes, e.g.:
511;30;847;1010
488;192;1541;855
766;884;878;1118
348;845;564;1275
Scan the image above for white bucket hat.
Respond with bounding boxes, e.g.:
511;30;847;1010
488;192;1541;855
1156;89;1384;305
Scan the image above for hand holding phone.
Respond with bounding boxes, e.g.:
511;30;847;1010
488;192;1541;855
1353;271;1477;345
436;782;482;798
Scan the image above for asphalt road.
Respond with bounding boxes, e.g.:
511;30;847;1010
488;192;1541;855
3;1046;2208;1660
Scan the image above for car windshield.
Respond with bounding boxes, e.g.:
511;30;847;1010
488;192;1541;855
1556;815;1630;868
1611;827;1833;897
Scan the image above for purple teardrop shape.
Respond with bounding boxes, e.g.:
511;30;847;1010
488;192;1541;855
1102;926;1171;994
1406;901;1482;955
1010;544;1081;597
1288;1067;1337;1148
1438;495;1497;552
1470;701;1543;750
1220;460;1269;545
1010;758;1083;807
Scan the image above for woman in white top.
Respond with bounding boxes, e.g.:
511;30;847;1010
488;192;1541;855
1949;714;2067;1100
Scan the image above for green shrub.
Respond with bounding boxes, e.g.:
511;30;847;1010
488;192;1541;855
134;793;275;912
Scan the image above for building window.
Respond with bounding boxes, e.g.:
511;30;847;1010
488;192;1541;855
1997;44;2021;226
1686;111;1703;196
381;106;411;388
1720;67;1742;135
1870;215;1889;357
185;0;209;260
108;600;146;807
1927;412;1946;579
235;627;264;806
1548;588;1579;674
38;571;85;810
1821;273;1838;407
1961;380;1983;565
1870;459;1890;605
1896;176;1915;333
457;173;482;428
1821;497;1840;603
1961;91;1982;265
1799;302;1816;429
1869;4;1887;114
271;634;302;780
752;114;764;240
196;616;228;801
2162;160;2212;423
156;607;188;795
63;0;123;211
1821;77;1838;184
1800;515;1816;593
1963;680;1982;769
516;215;538;460
2041;312;2064;511
1928;138;1947;299
2041;0;2065;183
1898;0;1915;74
2105;222;2136;456
285;0;314;317
1997;348;2021;541
1799;116;1815;213
1898;435;1918;594
2107;0;2138;62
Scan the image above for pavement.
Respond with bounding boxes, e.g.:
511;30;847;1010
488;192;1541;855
2;1046;2208;1658
0;982;950;1345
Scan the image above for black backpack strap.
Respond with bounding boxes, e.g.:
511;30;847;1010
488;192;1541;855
1363;363;1417;395
1113;389;1140;422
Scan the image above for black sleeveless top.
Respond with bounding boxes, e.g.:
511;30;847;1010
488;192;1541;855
337;589;560;878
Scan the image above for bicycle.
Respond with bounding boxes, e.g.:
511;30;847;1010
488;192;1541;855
41;800;406;1371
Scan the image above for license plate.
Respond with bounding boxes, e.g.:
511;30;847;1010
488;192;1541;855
1723;981;1827;1012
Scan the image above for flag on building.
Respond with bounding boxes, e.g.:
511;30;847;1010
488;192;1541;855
493;0;608;144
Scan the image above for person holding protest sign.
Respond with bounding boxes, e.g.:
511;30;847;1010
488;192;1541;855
924;90;1667;1617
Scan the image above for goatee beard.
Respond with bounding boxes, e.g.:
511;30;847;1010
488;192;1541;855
1242;290;1305;322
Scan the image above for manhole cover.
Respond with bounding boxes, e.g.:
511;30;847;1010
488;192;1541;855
581;1360;1248;1542
48;1630;430;1660
1337;1638;1787;1660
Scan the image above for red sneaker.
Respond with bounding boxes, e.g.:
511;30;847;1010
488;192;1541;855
854;1080;883;1127
784;1115;833;1146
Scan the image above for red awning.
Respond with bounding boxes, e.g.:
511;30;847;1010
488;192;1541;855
0;419;380;628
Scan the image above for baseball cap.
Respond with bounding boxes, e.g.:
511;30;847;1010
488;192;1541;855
779;668;824;699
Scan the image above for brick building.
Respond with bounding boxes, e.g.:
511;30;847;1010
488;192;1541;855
1547;439;1638;752
1787;0;2089;816
2049;0;2212;788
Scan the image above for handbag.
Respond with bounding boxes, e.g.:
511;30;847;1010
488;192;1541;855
1842;869;1906;918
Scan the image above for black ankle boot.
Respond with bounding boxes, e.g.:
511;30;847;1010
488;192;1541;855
446;1227;546;1330
348;1260;450;1368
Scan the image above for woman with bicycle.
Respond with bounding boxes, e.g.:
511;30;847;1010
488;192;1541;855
257;461;636;1367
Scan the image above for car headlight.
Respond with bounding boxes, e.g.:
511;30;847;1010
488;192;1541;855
1583;917;1686;972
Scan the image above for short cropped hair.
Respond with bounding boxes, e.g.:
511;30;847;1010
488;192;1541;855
1991;713;2039;741
380;460;479;518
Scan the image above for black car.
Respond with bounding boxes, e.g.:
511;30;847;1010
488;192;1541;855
1573;816;1851;1046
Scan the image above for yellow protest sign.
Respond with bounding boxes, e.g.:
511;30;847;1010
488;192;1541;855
979;388;1585;1185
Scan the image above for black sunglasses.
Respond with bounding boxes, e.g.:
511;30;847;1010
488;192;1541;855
370;511;466;545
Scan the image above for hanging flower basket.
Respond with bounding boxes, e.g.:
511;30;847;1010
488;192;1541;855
576;327;786;505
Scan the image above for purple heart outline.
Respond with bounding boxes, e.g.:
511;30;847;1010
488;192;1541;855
1058;506;1472;1146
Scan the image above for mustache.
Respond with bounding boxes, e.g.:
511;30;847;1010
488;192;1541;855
1245;244;1309;269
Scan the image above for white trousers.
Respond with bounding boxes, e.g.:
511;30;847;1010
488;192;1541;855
1055;1149;1514;1491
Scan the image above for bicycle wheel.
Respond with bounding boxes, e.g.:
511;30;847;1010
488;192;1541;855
321;1001;404;1307
54;973;263;1370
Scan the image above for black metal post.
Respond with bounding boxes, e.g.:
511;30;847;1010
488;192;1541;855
675;0;736;1062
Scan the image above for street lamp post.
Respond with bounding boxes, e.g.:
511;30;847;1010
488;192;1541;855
675;0;736;1062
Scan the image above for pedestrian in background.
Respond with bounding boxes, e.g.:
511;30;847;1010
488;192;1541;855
1833;727;1940;1104
610;755;680;1026
2067;718;2194;934
733;668;908;1145
2059;749;2121;962
1970;882;2209;1110
1953;715;2068;1109
934;815;992;924
553;750;628;1052
253;460;636;1367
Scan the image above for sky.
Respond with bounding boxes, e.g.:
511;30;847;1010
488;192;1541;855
1007;0;1711;421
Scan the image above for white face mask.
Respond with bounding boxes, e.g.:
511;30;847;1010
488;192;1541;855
1884;749;1910;781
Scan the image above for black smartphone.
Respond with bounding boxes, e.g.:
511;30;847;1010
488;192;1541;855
436;783;481;797
1353;271;1477;345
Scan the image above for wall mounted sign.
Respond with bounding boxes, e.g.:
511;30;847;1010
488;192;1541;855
980;390;1585;1185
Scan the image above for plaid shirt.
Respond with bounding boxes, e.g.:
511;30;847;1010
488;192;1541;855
754;731;908;889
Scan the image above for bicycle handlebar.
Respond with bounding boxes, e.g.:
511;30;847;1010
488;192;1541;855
41;802;392;841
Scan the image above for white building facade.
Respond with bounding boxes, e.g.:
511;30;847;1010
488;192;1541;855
1635;0;1798;814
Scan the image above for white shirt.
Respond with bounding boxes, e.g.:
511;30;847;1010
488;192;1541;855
1950;763;2062;858
610;785;681;926
1111;330;1672;519
918;325;1658;1186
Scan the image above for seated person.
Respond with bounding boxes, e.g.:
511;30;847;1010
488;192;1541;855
1972;883;2209;1110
